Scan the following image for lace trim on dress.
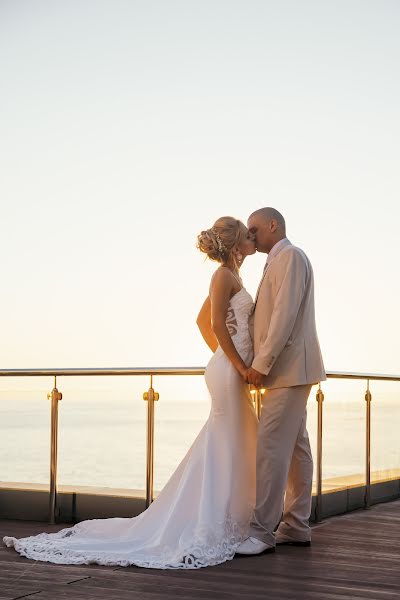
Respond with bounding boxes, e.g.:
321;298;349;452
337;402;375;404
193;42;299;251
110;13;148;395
3;513;250;570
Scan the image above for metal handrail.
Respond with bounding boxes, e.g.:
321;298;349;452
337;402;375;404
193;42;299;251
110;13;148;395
0;367;399;524
326;371;400;381
0;367;206;377
0;367;399;379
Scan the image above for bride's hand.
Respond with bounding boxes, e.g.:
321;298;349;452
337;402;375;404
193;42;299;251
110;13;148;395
246;367;264;388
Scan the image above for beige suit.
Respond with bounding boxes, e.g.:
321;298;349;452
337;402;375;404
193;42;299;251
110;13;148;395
248;238;326;545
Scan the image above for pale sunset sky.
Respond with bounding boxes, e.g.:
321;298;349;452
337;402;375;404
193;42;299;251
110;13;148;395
1;0;399;384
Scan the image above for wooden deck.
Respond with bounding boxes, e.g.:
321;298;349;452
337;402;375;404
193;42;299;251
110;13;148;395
1;500;399;600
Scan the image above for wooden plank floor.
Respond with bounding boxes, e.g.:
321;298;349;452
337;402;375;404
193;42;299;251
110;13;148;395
1;499;399;600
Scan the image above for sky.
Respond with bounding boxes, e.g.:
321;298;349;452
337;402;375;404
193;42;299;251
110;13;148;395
0;0;399;390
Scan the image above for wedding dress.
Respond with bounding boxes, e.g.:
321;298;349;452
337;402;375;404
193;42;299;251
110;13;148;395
3;287;257;569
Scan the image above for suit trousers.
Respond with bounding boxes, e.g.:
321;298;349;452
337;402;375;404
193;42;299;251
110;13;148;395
248;384;313;546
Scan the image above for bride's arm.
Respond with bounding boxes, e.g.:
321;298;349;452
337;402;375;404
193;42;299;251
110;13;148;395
196;296;219;353
210;268;248;379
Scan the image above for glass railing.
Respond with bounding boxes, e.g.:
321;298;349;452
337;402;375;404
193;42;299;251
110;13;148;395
0;368;399;523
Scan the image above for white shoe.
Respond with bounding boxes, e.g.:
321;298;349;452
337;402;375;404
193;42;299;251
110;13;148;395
235;536;275;555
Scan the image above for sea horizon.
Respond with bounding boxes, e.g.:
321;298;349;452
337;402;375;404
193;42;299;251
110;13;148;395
1;381;398;493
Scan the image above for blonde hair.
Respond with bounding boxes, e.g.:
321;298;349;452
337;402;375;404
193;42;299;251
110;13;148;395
197;216;246;267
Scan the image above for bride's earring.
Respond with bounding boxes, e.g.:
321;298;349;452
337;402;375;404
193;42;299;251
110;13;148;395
237;253;243;264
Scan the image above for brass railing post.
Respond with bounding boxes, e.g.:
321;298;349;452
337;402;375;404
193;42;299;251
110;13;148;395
250;388;265;420
315;384;324;523
365;380;372;509
143;375;159;508
47;375;62;524
256;388;265;420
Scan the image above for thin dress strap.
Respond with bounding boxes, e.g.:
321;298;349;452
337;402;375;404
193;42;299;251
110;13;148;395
221;265;243;289
230;269;243;288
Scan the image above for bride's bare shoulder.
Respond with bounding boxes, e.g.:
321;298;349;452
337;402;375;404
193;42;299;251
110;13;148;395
210;266;233;287
209;267;235;297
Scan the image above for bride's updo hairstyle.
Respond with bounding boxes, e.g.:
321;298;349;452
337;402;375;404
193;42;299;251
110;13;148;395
197;216;246;267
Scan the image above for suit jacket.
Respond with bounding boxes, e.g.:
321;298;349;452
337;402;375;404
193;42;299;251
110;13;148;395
250;239;326;389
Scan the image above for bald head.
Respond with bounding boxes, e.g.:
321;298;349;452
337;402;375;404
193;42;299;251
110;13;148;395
247;207;286;254
248;207;286;231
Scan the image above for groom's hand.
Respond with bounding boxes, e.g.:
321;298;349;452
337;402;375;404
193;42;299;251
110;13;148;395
246;367;264;388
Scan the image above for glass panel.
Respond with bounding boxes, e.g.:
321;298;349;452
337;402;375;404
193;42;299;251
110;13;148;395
318;379;366;493
371;380;400;483
0;377;52;487
306;384;318;494
57;376;147;492
153;375;209;493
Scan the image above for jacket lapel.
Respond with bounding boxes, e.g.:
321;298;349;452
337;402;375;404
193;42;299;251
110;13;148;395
252;263;270;310
252;239;292;311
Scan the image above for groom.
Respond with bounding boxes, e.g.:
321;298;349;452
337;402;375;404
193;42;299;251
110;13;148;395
236;207;326;555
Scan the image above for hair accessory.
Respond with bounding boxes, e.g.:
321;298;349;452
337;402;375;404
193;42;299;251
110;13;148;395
211;227;227;256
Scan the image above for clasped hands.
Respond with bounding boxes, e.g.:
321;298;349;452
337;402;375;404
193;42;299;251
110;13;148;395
242;367;264;389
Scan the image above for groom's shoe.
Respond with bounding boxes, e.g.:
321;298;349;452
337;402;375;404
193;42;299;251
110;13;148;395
275;532;311;547
235;537;275;556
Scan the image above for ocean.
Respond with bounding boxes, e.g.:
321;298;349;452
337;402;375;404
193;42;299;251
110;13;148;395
1;376;399;493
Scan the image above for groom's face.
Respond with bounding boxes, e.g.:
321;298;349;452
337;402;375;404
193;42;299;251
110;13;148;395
247;216;275;253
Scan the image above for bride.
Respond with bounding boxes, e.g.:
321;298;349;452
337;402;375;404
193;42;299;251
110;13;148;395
3;216;258;569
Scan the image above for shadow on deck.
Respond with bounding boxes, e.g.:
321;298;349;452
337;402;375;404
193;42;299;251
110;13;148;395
1;499;399;600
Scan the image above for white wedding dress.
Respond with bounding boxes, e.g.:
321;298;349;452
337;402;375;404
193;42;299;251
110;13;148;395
4;287;258;569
